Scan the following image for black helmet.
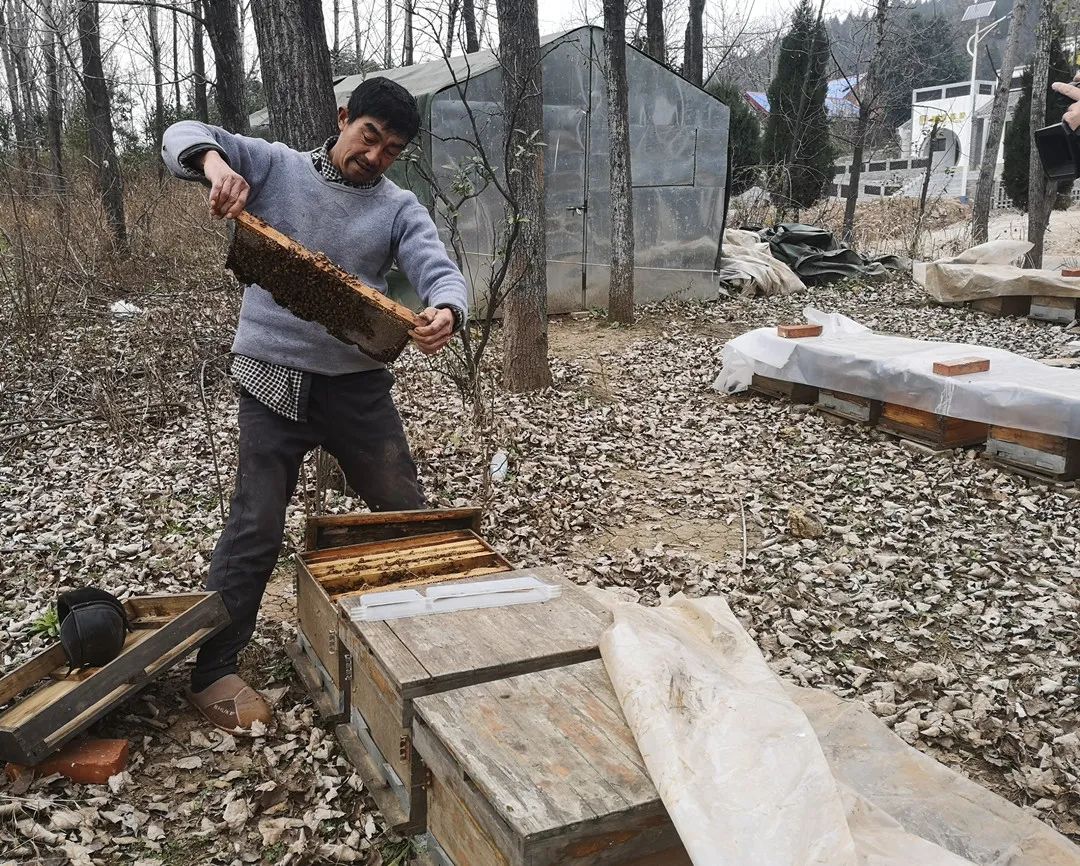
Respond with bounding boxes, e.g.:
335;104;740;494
57;587;131;670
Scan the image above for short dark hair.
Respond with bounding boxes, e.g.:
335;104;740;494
346;77;421;141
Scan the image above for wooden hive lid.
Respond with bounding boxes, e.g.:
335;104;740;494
351;568;611;697
414;658;665;843
225;212;421;363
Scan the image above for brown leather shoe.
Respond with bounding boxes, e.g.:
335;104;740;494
187;674;272;735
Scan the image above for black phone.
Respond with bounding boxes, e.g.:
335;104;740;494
1034;120;1080;180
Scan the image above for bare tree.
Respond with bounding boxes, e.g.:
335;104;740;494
683;0;704;85
604;0;634;322
191;0;209;121
1027;0;1058;267
251;0;337;149
332;0;339;57
147;3;166;164
352;0;360;61
463;0;479;52
972;0;1030;244
77;0;128;254
496;0;551;391
841;0;889;244
172;5;182;113
403;0;414;64
446;0;459;55
42;0;65;193
646;0;664;63
203;0;249;132
384;0;391;66
1;0;31;172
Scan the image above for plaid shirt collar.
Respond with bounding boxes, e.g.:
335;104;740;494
310;136;383;190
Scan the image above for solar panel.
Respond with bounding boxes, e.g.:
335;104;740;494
962;1;996;22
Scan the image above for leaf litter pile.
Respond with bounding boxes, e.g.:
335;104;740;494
2;274;1079;863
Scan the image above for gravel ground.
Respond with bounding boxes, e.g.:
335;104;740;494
1;273;1079;863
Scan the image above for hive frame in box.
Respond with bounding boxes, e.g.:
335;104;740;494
0;593;229;765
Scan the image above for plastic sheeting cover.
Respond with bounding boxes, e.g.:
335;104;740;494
599;594;1080;866
711;307;1080;439
915;240;1080;303
715;228;806;297
762;224;910;285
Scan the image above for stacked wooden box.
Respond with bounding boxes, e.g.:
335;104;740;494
292;509;688;863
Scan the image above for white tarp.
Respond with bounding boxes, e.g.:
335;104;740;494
711;307;1080;439
599;594;1080;866
715;229;806;297
914;240;1080;303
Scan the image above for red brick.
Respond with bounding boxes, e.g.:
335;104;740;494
777;323;823;338
5;738;129;785
933;357;991;377
1061;269;1080;277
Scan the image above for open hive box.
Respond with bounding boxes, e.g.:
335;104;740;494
0;593;228;765
290;509;612;833
225;211;421;363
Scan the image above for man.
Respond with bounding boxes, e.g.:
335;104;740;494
161;77;467;733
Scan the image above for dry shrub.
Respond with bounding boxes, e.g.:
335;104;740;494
0;158;241;444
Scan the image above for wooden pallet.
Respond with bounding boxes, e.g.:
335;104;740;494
968;296;1032;317
226;211;421;363
0;594;228;765
985;425;1080;481
1029;295;1080;325
412;660;691;866
750;374;818;404
878;403;988;450
817;388;882;424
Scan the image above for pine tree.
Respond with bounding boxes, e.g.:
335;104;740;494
707;78;761;195
762;0;835;212
1003;22;1073;211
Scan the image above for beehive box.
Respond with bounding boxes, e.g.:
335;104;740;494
337;567;611;833
817;388;882;424
1029;295;1080;325
226;212;421;363
0;593;229;765
412;659;691;866
985;425;1080;481
878;403;988;449
969;295;1032;318
750;373;819;404
290;508;507;721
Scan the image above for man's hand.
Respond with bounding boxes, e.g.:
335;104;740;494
409;307;455;355
1052;74;1080;131
202;150;249;219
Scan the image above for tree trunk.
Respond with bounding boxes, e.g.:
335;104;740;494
203;0;249;133
841;0;888;244
447;0;460;56
0;2;30;173
352;0;360;62
496;0;552;391
1027;0;1057;267
463;0;479;52
173;6;182;114
403;0;414;65
646;0;664;63
147;3;166;169
384;0;391;67
192;0;210;122
972;0;1030;244
77;0;128;255
604;0;634;322
332;0;340;57
11;2;39;149
251;0;337;149
43;0;65;194
682;0;704;86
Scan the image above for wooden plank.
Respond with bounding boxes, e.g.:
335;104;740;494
297;560;341;689
305;508;483;552
363;569;610;696
988;425;1070;455
428;773;511;866
750;374;818;404
312;540;490;580
334;566;511;603
285;640;344;722
123;594;207;621
0;645;67;707
227;212;420;364
413;660;689;865
334;721;421;833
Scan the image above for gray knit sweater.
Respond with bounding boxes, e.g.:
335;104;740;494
161;121;468;375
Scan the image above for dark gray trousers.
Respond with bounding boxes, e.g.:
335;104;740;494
191;368;424;691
